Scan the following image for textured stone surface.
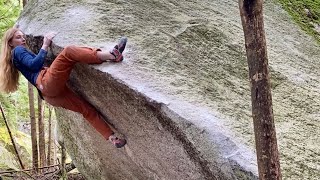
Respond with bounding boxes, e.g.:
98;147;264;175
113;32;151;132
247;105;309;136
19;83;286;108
17;0;320;179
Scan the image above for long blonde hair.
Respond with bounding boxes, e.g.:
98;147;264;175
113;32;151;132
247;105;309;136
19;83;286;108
0;27;20;93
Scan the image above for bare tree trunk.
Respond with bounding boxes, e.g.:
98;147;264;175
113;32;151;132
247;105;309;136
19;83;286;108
47;105;53;165
38;95;46;170
0;102;25;169
22;0;28;7
53;133;57;165
28;82;38;173
60;141;67;180
239;0;281;179
14;98;18;123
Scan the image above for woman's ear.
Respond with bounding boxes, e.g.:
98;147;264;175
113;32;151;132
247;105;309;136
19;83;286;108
8;41;13;47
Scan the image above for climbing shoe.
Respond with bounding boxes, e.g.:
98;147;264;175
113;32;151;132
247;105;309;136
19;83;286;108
116;37;127;53
109;134;127;148
110;37;127;62
110;48;123;62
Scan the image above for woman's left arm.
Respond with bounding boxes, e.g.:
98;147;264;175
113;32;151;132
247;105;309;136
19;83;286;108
13;32;56;72
13;46;47;72
41;32;56;51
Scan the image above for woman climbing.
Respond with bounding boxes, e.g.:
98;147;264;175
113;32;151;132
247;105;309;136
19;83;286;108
0;27;127;148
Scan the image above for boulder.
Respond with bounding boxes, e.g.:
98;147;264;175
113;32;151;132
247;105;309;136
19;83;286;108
17;0;320;179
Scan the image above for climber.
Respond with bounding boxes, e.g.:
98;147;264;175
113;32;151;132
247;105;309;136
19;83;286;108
0;27;127;148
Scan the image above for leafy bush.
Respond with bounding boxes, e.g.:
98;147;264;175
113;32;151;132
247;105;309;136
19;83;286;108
0;0;21;37
0;0;26;127
0;78;32;127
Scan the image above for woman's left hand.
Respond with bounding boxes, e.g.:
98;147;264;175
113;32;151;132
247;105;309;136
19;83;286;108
41;32;57;51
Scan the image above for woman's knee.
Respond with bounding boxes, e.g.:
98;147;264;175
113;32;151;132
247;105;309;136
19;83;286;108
62;45;77;57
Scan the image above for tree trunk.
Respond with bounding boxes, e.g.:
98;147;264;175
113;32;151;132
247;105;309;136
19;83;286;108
22;0;28;7
28;82;38;173
60;141;67;180
47;105;53;165
239;0;281;179
53;134;57;165
38;95;46;170
0;103;25;169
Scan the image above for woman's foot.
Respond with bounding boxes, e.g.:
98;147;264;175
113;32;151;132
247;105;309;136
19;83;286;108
110;37;127;62
116;37;127;53
109;134;127;148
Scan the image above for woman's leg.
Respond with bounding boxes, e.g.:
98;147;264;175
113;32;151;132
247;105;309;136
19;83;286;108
40;37;127;96
36;40;128;147
42;46;114;96
44;86;114;139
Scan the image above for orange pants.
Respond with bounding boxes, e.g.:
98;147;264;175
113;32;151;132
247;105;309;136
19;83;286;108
36;46;113;139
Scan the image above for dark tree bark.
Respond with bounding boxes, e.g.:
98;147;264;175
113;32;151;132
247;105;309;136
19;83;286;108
28;82;38;172
38;95;46;169
239;0;281;179
0;103;25;169
22;0;27;7
47;105;53;166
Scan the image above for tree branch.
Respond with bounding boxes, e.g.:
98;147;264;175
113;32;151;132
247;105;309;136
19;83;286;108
0;102;25;169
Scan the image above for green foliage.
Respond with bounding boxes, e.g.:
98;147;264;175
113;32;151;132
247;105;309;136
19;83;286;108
0;78;32;128
0;0;22;37
0;0;29;128
277;0;320;42
0;127;32;170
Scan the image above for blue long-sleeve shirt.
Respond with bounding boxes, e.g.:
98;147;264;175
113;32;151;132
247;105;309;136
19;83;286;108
12;46;47;85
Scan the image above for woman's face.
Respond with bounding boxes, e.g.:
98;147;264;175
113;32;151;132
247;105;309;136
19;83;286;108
9;31;26;48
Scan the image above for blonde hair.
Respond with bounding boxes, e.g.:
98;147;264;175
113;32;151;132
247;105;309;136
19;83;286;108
0;27;20;93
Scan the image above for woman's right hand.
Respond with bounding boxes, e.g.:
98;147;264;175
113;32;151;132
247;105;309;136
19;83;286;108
42;32;57;50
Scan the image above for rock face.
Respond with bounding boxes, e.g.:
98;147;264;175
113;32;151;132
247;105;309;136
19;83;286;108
17;0;320;179
0;128;32;171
